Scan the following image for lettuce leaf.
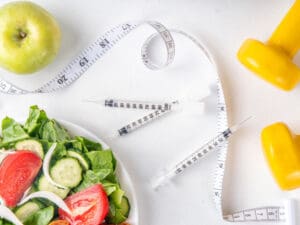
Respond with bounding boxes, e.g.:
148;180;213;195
102;182;119;196
74;169;111;192
39;120;70;142
24;105;48;135
1;117;29;146
75;136;102;151
86;150;116;171
64;139;87;152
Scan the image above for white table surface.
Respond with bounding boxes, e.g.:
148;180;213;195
0;0;299;224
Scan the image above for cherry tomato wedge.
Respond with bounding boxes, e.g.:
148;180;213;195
0;150;42;207
49;220;70;225
59;184;109;225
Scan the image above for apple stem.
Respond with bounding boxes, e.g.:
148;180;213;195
19;31;27;39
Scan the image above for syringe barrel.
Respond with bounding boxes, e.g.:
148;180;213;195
118;108;172;136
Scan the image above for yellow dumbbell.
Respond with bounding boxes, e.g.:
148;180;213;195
261;122;300;190
238;1;300;91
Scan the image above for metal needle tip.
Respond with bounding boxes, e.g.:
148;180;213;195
230;116;252;133
82;98;104;104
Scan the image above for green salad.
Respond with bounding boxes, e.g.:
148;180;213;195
0;105;130;225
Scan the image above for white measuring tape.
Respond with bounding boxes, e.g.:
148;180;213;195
173;28;290;223
0;20;293;223
0;21;175;94
180;32;290;223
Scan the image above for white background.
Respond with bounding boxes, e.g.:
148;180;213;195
0;0;300;224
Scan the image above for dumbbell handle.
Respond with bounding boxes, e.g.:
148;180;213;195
268;0;300;57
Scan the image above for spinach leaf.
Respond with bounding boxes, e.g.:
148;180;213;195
39;119;70;142
24;105;48;135
23;206;54;225
1;117;29;146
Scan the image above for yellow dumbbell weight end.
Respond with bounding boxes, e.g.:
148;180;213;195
238;39;300;91
261;122;300;190
238;0;300;91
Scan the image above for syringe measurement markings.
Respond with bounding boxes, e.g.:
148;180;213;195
104;99;174;110
118;108;172;136
174;129;232;175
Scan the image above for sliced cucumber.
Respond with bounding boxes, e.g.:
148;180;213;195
37;176;70;199
107;196;130;224
14;201;42;222
15;139;44;159
67;150;90;170
120;196;130;217
111;188;125;206
50;157;82;188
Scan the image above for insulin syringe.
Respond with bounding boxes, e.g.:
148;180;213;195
152;116;252;190
84;97;207;138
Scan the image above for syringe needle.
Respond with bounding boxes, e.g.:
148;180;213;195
82;96;208;111
82;98;104;104
229;116;253;133
152;116;252;190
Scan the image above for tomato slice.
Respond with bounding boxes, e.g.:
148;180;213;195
59;184;109;225
49;220;70;225
105;223;130;225
0;150;42;207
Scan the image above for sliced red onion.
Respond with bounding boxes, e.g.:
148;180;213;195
43;143;67;189
0;196;5;206
18;191;71;215
21;186;33;200
0;205;23;225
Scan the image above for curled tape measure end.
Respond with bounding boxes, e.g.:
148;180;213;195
284;199;296;225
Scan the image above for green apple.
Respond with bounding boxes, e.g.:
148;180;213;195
0;1;61;74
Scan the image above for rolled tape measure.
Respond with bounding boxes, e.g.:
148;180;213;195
0;20;290;223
